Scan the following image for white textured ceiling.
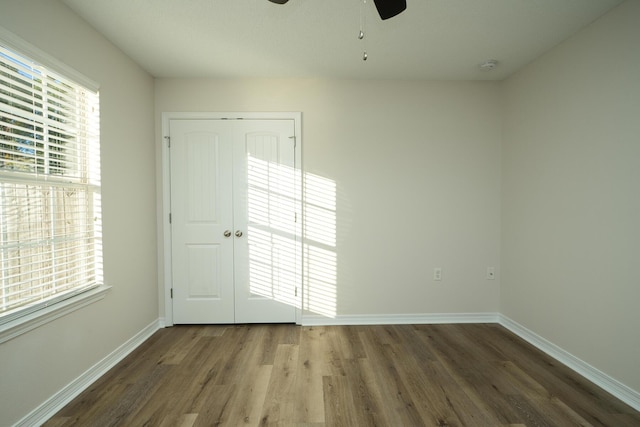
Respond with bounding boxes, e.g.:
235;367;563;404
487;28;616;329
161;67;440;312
62;0;624;80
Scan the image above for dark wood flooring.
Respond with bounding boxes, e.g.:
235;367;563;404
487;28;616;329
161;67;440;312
44;323;640;426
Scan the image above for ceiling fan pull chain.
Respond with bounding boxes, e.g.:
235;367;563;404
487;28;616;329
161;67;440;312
360;0;368;61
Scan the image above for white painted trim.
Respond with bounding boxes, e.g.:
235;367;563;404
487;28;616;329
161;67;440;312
0;285;111;345
498;314;640;412
14;318;163;427
301;312;500;326
159;112;303;326
160;115;173;326
0;25;99;91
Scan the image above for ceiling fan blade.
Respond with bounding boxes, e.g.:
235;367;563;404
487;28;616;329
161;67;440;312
373;0;406;20
268;0;290;4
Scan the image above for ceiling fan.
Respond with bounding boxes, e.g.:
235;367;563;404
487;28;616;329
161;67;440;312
267;0;407;20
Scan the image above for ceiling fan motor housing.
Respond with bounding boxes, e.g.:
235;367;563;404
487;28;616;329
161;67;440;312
373;0;407;20
268;0;407;20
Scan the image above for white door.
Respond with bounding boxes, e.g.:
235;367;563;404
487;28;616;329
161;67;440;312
234;121;298;323
170;118;298;324
169;119;235;323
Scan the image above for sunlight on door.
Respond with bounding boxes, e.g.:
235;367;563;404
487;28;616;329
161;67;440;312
247;155;337;318
247;155;298;307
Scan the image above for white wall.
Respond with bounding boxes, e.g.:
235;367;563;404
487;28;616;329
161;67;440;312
156;78;502;318
502;0;640;393
0;1;157;425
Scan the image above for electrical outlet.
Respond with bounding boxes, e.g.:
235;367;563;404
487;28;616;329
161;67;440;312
487;267;495;280
434;267;442;281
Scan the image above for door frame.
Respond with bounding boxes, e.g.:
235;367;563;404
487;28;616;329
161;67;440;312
160;112;303;326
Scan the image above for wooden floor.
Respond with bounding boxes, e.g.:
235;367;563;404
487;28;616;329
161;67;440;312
44;323;640;427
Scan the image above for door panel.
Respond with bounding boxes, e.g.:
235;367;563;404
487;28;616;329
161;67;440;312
170;120;234;323
185;244;220;297
234;121;298;323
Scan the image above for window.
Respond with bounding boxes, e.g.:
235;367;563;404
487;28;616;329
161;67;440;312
0;39;102;326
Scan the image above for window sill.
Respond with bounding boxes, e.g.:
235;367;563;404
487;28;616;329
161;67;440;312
0;285;111;345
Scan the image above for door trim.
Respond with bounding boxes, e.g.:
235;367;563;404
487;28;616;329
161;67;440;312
160;112;303;326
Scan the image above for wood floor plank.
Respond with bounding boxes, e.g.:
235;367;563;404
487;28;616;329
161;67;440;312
322;374;362;426
341;357;394;426
483;325;638;425
171;413;198;427
201;325;229;337
499;360;594;426
419;326;520;423
259;343;300;425
224;364;273;426
43;323;640;427
192;384;237;427
391;324;439;362
256;324;299;366
418;324;593;426
331;325;366;359
358;328;428;426
86;364;172;427
214;325;264;386
132;336;228;424
411;326;501;426
322;326;349;377
610;413;640;427
220;328;277;426
421;359;500;426
39;417;71;427
157;325;208;365
45;329;175;423
294;326;327;424
378;340;468;426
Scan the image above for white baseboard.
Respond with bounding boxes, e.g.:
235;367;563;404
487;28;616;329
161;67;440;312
301;312;500;326
158;317;167;328
498;314;640;412
15;318;162;427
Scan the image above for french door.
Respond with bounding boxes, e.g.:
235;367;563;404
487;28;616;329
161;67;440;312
168;118;299;324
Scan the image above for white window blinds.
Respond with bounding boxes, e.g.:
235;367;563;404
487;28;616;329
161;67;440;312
0;43;102;321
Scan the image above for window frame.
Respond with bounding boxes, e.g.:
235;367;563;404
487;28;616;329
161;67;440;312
0;26;109;343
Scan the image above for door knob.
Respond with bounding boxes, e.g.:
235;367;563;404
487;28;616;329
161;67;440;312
224;230;232;238
235;230;243;237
